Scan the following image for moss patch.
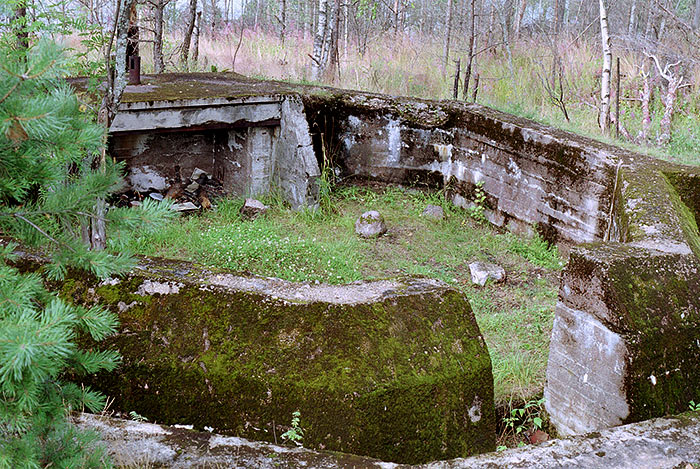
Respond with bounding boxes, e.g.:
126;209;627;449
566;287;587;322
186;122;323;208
53;258;495;464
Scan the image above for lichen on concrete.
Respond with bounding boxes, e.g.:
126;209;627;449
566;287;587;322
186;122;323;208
41;256;498;465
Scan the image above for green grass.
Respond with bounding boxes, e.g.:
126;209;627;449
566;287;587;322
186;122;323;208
122;184;562;405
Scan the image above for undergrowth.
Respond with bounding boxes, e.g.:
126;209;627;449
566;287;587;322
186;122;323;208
122;184;562;406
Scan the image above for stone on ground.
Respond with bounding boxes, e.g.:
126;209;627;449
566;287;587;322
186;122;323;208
422;204;445;220
468;262;506;286
240;198;269;219
355;210;387;238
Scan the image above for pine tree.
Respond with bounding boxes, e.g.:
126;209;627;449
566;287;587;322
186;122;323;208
0;40;173;468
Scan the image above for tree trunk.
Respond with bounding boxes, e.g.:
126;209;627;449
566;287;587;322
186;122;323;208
180;0;197;69
153;0;165;73
644;0;655;40
343;1;349;59
599;0;611;133
658;75;682;145
91;0;137;251
12;2;29;54
463;0;477;99
628;0;638;36
514;0;526;39
280;0;287;43
694;0;700;30
325;0;341;81
311;0;328;81
192;11;201;64
443;0;454;73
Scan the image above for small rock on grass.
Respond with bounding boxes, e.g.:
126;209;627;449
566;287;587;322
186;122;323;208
355;211;387;238
468;261;506;286
422;204;444;220
171;201;199;212
240;198;269;220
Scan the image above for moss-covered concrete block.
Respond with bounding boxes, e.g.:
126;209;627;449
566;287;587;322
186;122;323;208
546;162;700;436
58;258;494;464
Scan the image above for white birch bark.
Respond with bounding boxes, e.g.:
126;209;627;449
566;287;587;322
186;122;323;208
443;0;454;73
599;0;612;133
628;0;638;36
311;0;328;81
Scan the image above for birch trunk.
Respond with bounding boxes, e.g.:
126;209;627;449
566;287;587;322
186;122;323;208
192;11;201;64
628;0;637;36
180;0;197;69
280;0;287;43
153;0;165;73
694;0;700;30
598;0;612;133
443;0;454;73
658;76;682;145
311;0;328;81
514;0;526;39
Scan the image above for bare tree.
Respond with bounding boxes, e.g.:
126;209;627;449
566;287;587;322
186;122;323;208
151;0;169;73
599;0;612;133
695;0;700;30
514;0;526;39
628;0;638;36
280;0;287;43
463;0;477;100
192;11;202;64
311;0;328;80
648;54;685;145
443;0;454;73
180;0;198;69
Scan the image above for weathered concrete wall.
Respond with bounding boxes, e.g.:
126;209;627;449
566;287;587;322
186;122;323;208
85;73;700;444
109;93;319;208
79;411;700;469
545;161;700;435
303;94;617;245
50;257;495;464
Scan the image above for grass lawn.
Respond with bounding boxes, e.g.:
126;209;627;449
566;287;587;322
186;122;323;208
118;182;562;407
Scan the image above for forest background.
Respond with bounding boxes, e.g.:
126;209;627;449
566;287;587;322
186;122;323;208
41;0;700;166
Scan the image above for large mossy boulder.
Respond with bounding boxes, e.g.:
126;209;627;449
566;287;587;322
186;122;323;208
57;257;495;464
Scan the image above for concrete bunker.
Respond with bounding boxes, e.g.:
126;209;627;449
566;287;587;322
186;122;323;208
63;73;700;461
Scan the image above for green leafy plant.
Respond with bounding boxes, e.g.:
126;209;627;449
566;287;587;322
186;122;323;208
467;181;487;223
280;411;304;447
690;400;700;412
129;411;148;422
502;397;546;440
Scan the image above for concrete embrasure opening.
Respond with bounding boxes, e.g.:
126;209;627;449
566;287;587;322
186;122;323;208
64;73;700;463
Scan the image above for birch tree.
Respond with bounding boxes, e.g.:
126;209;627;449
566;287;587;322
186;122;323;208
311;0;328;80
180;0;198;69
598;0;612;133
443;0;454;73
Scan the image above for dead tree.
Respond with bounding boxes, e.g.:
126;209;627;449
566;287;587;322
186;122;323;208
637;65;652;143
463;0;477;100
443;0;454;74
192;11;202;64
180;0;198;69
598;0;612;133
648;54;685;146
